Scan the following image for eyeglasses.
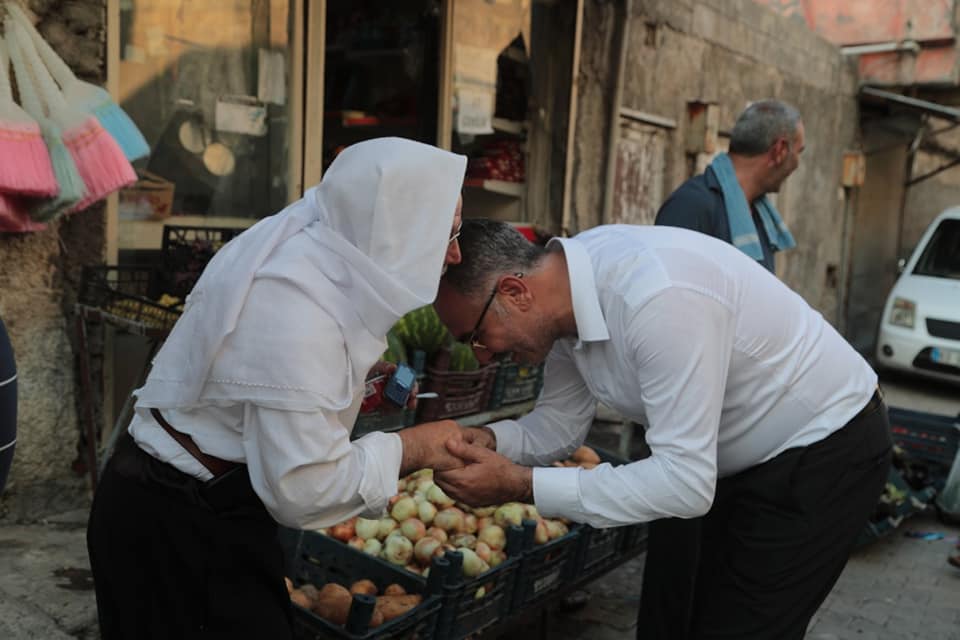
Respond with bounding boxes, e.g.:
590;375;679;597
466;273;523;351
449;221;462;245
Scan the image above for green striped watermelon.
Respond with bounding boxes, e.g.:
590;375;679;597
381;329;407;364
394;305;450;357
449;341;479;371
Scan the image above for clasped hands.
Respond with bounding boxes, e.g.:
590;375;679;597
398;422;532;506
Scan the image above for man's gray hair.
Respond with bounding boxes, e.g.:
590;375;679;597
728;99;802;156
443;218;547;298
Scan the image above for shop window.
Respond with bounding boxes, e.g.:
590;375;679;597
450;0;531;222
117;0;294;222
322;0;441;171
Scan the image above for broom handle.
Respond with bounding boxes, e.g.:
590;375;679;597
0;28;13;103
3;19;46;120
5;1;75;90
9;17;65;115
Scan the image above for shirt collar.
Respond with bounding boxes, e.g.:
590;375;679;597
547;237;610;344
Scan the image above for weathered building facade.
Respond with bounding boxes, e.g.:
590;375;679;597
568;0;861;327
1;0;902;521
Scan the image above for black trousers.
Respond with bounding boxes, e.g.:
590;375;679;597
637;397;892;640
87;434;292;640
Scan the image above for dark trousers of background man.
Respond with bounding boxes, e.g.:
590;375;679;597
637;397;892;640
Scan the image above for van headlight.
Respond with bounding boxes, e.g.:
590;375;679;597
889;297;916;328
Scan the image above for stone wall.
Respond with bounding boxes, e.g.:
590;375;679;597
570;0;860;322
0;0;107;521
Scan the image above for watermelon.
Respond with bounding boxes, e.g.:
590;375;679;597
449;341;479;372
381;329;407;364
394;305;450;357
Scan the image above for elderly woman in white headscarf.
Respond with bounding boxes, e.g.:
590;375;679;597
87;138;468;639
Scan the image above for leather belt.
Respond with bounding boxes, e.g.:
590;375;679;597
150;408;239;478
852;388;884;423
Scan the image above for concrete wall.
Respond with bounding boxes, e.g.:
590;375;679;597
0;1;107;521
570;0;861;321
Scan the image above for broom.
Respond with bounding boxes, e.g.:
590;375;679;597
4;19;83;221
0;20;57;197
0;190;46;232
7;2;149;162
10;17;135;214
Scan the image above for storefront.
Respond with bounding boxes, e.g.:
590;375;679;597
109;0;581;263
93;0;581;460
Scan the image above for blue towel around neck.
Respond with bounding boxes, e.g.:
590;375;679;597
709;153;796;261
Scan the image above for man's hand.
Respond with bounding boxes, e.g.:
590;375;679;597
433;439;533;507
462;426;497;450
398;420;466;475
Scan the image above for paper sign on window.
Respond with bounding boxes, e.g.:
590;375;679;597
215;94;268;136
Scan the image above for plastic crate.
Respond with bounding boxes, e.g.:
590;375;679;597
416;363;499;422
436;549;522;640
352;409;417;439
78;265;181;333
511;520;581;610
575;526;625;582
888;406;960;469
586;448;647;566
488;360;544;410
288;530;442;640
159;224;246;299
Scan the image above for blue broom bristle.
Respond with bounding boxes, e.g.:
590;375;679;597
93;101;150;162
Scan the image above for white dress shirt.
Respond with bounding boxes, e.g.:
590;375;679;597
488;225;877;528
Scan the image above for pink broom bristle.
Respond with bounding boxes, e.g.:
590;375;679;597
64;115;136;212
0;122;58;196
0;189;46;232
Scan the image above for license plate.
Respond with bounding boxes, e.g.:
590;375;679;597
931;347;960;367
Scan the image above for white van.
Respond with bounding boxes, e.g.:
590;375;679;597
876;208;960;384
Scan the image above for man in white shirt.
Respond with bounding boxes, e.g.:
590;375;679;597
433;219;891;639
87;139;470;640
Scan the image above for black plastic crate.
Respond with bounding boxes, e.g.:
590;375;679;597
78;265;181;333
352;409;416;440
587;447;649;562
488;360;544;410
575;526;625;582
510;520;581;610
620;521;650;558
437;550;521;640
159;224;246;298
888;406;960;469
289;530;442;640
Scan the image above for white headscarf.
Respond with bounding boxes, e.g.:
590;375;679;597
136;138;466;412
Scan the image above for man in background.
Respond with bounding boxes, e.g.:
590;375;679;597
656;98;803;273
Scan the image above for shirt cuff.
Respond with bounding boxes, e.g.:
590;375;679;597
352;431;403;516
487;419;525;461
532;466;583;520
